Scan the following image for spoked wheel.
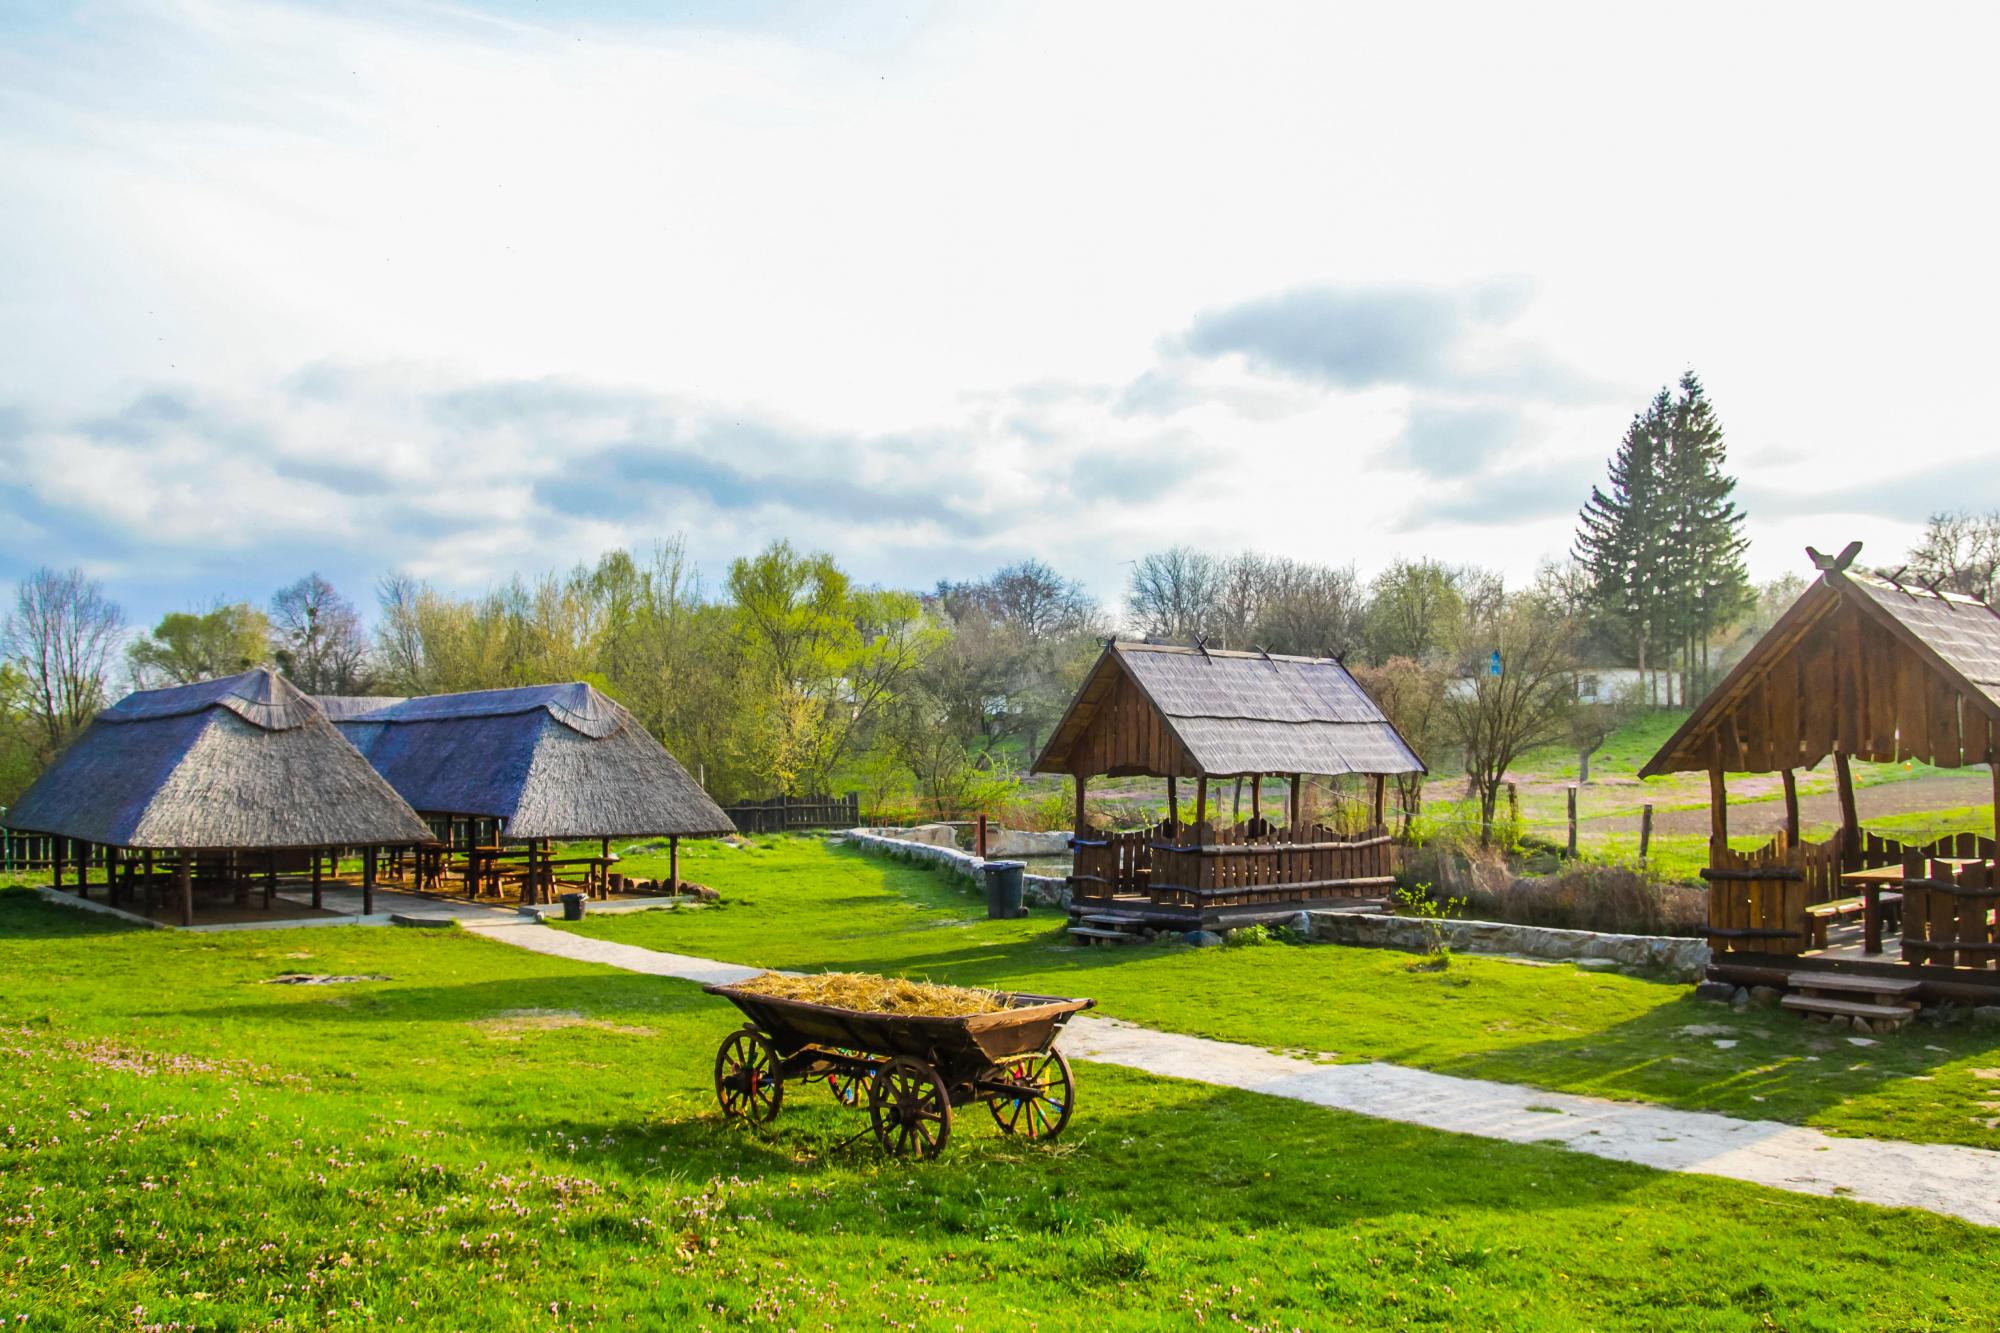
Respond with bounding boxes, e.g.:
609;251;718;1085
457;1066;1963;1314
714;1028;784;1123
868;1056;952;1158
821;1050;866;1107
988;1049;1074;1142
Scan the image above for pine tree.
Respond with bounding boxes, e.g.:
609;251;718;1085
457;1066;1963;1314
1660;372;1749;700
1575;389;1673;701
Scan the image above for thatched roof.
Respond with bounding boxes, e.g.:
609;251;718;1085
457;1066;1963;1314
313;694;407;722
1641;565;2000;777
1033;641;1426;779
334;683;736;840
4;668;435;850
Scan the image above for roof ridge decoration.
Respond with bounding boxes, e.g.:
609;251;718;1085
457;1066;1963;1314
354;682;630;739
99;666;320;732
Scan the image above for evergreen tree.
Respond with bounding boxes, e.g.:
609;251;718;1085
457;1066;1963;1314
1575;389;1672;700
1660;372;1750;699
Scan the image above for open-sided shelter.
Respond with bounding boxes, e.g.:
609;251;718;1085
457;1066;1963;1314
1642;543;2000;999
1033;641;1426;934
4;668;434;925
334;683;735;898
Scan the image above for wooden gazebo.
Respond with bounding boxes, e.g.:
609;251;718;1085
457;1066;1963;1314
1642;543;2000;1000
1033;641;1426;935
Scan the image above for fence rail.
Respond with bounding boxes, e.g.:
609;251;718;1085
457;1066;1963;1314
720;792;862;836
0;829;110;872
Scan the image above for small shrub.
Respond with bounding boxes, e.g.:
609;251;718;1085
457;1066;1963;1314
1224;924;1273;948
1077;1224;1157;1284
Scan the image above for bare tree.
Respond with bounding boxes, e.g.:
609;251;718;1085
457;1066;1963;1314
1446;582;1582;845
1256;558;1362;656
1906;510;2000;601
3;567;125;754
270;573;371;694
1126;546;1222;642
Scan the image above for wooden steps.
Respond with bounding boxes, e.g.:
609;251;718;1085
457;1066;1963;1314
1781;969;1922;1030
1067;926;1135;943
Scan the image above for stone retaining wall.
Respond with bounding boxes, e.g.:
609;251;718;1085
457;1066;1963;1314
842;829;1071;908
1306;910;1708;981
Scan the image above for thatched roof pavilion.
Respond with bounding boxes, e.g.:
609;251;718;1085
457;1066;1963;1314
333;681;732;836
1032;641;1425;935
5;668;433;924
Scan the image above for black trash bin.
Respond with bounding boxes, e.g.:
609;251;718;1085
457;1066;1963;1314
982;860;1026;919
560;892;587;922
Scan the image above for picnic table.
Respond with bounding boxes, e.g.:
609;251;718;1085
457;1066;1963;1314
1839;859;1985;954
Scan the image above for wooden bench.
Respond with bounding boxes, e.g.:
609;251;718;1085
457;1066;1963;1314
1804;892;1900;949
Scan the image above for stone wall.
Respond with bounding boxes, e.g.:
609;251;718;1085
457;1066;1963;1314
1306;909;1708;981
842;829;1071;909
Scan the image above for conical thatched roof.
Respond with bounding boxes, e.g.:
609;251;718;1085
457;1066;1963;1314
4;668;435;850
330;683;736;840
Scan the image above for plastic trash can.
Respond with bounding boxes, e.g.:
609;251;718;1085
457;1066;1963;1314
560;892;587;922
982;860;1026;919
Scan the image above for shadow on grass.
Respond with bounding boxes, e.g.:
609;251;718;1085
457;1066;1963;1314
0;885;143;940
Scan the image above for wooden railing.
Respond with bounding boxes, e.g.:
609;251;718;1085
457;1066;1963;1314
1854;830;1996;872
1700;831;1840;955
1901;857;2000;970
1070;819;1394;912
0;829;111;872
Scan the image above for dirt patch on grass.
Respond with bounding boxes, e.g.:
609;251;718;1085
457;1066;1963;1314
474;1008;655;1040
1582;772;1995;837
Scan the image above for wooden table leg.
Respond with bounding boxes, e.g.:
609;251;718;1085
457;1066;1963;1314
1863;883;1882;955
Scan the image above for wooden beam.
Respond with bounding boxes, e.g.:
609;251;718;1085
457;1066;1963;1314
362;848;376;917
1249;774;1261;822
1289;774;1303;830
177;854;192;928
1782;768;1800;842
1194;776;1208;831
264;856;276;911
669;836;681;894
52;839;64;895
1372;775;1387;832
1835;750;1861;854
1074;773;1089;835
311;853;323;910
1708;762;1729;860
1165;775;1177;833
1639;804;1654;863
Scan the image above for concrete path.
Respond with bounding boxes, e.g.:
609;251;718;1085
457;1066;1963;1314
468;921;2000;1229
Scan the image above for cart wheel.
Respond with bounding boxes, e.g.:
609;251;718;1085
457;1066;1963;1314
823;1050;865;1107
989;1049;1074;1142
714;1029;783;1123
869;1057;952;1158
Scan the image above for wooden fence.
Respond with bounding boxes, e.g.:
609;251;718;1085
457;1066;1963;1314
1901;857;2000;970
0;828;110;872
1070;819;1395;913
720;792;862;836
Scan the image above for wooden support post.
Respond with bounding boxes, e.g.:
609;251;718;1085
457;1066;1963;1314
1834;750;1860;858
76;840;88;898
1639;804;1654;863
1164;776;1177;833
1289;773;1303;831
53;838;64;893
1782;768;1800;843
1372;775;1387;832
669;836;681;894
1708;762;1729;860
1506;781;1518;829
143;849;155;913
1566;785;1579;859
976;814;989;860
311;853;323;910
1249;775;1261;823
1194;776;1208;832
234;850;249;909
1231;777;1244;823
600;837;611;898
177;854;193;928
264;856;276;910
362;848;376;916
1992;753;2000;854
1074;773;1090;836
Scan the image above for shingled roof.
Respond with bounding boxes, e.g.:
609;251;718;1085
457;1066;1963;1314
1641;567;2000;777
4;668;434;850
1033;641;1426;779
332;683;736;840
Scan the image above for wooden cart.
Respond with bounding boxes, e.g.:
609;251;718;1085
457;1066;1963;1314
702;982;1094;1158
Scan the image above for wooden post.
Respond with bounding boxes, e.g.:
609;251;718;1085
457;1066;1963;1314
1782;768;1801;843
1708;762;1729;860
177;854;193;928
1249;775;1261;823
53;838;65;893
1372;774;1387;832
76;840;88;898
1231;777;1243;823
1991;753;2000;853
1638;804;1654;863
1566;785;1579;859
1289;773;1303;830
976;814;988;859
234;850;249;909
600;837;611;898
1074;773;1089;836
1194;775;1208;833
264;855;276;910
1506;781;1518;829
669;836;681;894
362;848;376;916
311;853;323;910
143;848;156;913
1834;750;1861;858
1165;776;1177;833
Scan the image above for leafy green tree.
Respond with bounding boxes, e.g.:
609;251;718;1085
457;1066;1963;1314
1363;560;1466;664
127;603;271;686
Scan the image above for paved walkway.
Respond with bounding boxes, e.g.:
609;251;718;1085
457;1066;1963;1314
466;921;2000;1229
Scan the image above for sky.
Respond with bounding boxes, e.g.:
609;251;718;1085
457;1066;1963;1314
3;0;1998;628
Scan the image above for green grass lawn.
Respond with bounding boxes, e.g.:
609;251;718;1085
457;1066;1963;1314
5;887;2000;1330
576;837;2000;1154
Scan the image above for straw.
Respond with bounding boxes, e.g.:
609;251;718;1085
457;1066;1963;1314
736;971;1008;1017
